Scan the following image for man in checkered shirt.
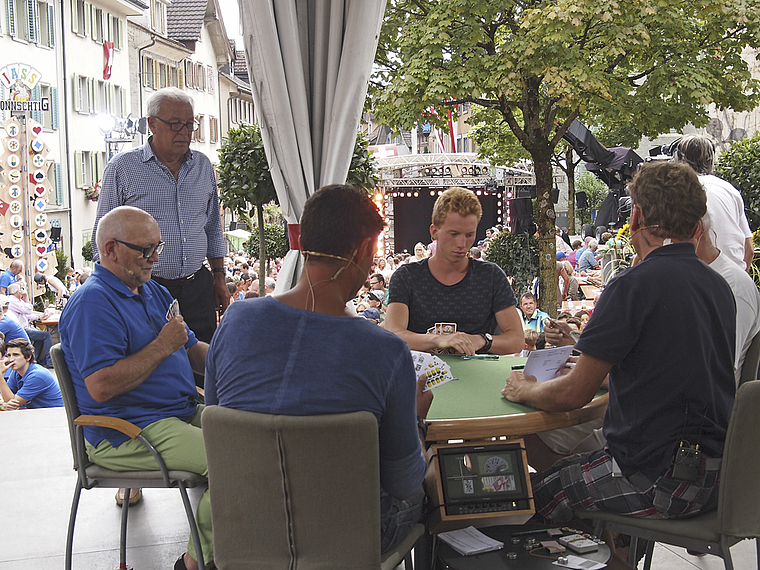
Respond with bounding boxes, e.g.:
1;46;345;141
502;162;736;524
92;88;228;361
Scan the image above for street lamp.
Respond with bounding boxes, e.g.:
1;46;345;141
97;114;148;160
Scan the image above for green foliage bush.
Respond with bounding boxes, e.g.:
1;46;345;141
575;172;609;227
715;133;760;231
246;223;289;261
485;232;539;298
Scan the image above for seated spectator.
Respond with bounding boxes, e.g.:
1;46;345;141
0;338;63;409
6;283;53;368
412;242;427;261
576;239;600;272
264;277;276;295
535;332;547;350
469;247;482;260
575;310;590;329
556;311;572;321
367;290;386;324
567;240;583;268
0;296;30;344
565;316;582;331
205;184;431;555
520;292;549;332
518;329;539;356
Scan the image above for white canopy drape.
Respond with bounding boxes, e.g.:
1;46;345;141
239;0;387;291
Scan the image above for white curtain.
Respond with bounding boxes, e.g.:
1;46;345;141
239;0;387;291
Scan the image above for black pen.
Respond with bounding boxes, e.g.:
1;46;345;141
511;364;525;370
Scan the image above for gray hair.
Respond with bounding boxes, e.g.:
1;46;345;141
588;238;599;251
146;87;194;117
7;282;22;295
676;135;714;175
265;277;276;289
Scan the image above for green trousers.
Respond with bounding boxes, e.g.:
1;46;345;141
86;405;212;564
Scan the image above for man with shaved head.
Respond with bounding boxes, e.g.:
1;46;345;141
59;206;213;570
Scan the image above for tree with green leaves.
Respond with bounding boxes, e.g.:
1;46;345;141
715;132;760;232
218;123;277;297
372;0;760;315
218;126;380;296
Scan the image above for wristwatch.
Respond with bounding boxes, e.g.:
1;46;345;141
477;332;493;354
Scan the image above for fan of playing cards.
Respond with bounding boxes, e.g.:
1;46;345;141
410;351;457;391
166;299;181;320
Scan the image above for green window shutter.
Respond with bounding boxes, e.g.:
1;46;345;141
83;1;90;37
7;0;17;37
70;0;77;32
28;0;39;43
51;86;59;129
31;85;42;122
72;73;80;112
74;151;83;187
47;3;55;46
54;162;63;205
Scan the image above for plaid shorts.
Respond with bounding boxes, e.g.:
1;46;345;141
531;448;721;524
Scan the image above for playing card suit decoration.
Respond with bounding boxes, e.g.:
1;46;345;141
11;245;23;258
34;198;46;212
7;154;20;168
11;230;23;244
9;201;21;214
35;213;47;227
33;169;46;183
32;125;42;135
34;229;46;242
8;170;20;183
8;185;21;198
36;259;48;272
30;138;44;153
36;245;47;256
9;215;22;228
6;139;20;152
34;185;46;197
32;154;45;168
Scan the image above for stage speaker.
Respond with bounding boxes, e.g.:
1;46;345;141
509;198;535;235
50;226;62;242
575;191;588;209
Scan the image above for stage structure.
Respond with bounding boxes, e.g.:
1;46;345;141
374;153;537;255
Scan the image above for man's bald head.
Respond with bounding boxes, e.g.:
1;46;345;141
96;206;158;251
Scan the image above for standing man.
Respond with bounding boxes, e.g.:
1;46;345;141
676;134;754;269
92;87;228;350
0;260;23;294
60;206;212;570
503;162;736;524
386;187;523;355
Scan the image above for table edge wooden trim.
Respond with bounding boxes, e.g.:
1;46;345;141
426;393;608;442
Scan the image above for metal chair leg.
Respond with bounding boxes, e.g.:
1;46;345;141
66;480;84;570
120;488;131;568
720;535;735;570
178;482;205;570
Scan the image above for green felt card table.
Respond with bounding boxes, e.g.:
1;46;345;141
425;354;608;443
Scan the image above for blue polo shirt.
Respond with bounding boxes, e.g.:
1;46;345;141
0;316;29;343
0;269;17;291
7;363;63;409
522;309;549;332
59;264;198;447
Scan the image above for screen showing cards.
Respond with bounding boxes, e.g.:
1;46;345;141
438;443;527;505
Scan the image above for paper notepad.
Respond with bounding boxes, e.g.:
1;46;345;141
437;526;504;556
524;345;575;382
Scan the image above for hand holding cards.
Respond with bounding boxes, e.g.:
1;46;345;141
166;298;180;321
411;350;457;391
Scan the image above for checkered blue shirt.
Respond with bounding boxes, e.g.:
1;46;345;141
92;138;227;279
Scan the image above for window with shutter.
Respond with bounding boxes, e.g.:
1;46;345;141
7;0;17;36
72;73;81;112
74;150;84;188
83;0;90;37
87;78;95;114
30;85;42;122
54;163;63;206
69;0;77;33
207;66;213;93
51;86;59;129
152;59;159;90
27;0;39;43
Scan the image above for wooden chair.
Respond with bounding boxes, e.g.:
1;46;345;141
51;344;206;570
202;406;424;570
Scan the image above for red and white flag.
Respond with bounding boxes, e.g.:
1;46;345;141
103;41;114;80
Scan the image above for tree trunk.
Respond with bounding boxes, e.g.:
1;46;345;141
566;147;576;235
533;155;558;318
257;204;267;297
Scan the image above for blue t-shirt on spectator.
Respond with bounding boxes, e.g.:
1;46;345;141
7;363;63;408
0;269;17;292
0;316;29;343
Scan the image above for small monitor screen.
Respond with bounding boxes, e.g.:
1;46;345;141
438;443;528;504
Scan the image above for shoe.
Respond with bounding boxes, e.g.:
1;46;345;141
687;549;707;556
115;487;142;506
174;554;188;570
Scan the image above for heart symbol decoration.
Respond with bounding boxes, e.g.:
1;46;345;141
36;245;47;256
33;126;42;135
35;185;46;197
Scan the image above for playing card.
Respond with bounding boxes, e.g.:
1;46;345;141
166;299;180;320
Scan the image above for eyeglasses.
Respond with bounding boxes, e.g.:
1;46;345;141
114;239;165;258
153;117;200;132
